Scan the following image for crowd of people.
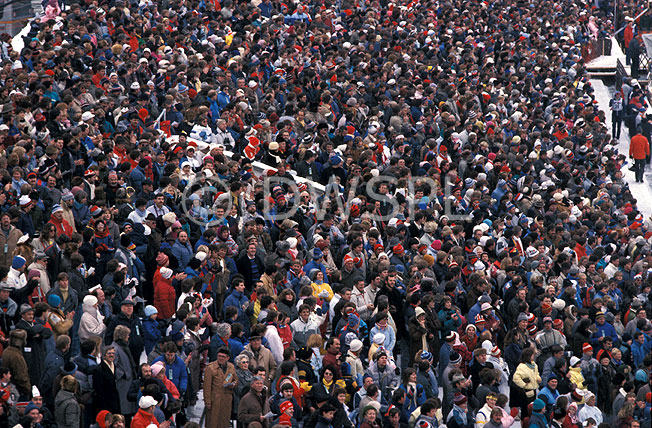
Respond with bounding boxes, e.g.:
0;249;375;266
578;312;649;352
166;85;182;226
0;0;649;427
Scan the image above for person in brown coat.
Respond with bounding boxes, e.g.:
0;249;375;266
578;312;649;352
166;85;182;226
204;347;238;428
0;329;30;398
238;375;271;428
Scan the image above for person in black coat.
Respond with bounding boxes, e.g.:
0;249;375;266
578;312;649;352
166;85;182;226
15;304;52;387
93;346;121;415
104;299;145;363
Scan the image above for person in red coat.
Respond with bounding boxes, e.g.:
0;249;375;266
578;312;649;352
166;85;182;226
153;267;176;320
630;131;650;182
130;396;170;428
47;205;73;238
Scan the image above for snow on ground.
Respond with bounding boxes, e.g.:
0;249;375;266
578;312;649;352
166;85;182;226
590;79;652;217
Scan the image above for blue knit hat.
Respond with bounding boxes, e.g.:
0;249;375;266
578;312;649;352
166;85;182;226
47;294;61;308
532;398;546;412
12;255;26;270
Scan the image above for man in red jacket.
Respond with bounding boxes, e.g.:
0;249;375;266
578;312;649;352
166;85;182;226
630;131;650;182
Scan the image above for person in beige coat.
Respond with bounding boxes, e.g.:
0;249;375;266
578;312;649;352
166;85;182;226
204;347;238;428
244;331;277;386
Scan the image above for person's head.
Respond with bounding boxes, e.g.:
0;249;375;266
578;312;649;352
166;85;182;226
251;375;265;393
163;342;177;363
217;347;231;365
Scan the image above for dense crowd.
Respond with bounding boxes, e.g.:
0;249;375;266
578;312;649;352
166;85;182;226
0;0;650;427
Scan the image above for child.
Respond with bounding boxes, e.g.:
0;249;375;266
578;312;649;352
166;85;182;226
142;305;162;354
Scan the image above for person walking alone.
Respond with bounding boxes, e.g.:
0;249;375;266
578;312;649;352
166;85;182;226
630;129;650;182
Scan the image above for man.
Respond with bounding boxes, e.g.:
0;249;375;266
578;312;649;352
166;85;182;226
0;283;17;334
105;299;145;364
39;334;70;407
0;329;30;399
475;392;498;428
0;212;23;269
245;334;277;385
132;395;171;428
47;204;73;238
236;243;265;291
630;129;649;183
152;342;188;397
204;347;238;428
238;375;270;428
16;304;52;387
610;91;624;139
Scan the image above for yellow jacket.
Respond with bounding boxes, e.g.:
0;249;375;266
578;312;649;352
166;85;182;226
569;366;586;390
512;362;541;397
311;282;334;302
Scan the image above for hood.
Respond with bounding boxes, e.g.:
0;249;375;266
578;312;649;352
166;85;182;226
54;389;75;407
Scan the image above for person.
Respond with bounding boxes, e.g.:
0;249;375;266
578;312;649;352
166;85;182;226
529;399;548;428
204;347;238;428
238;375;270;428
611;91;624;139
446;393;472;428
54;375;81;428
511;348;541;418
1;329;30;399
131;395;171;428
630;129;650;183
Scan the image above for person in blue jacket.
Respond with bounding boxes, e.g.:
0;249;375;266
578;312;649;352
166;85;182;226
142;305;162;354
223;278;252;333
152;341;188;397
591;311;619;347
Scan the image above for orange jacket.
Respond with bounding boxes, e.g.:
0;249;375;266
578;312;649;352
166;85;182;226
630;134;650;159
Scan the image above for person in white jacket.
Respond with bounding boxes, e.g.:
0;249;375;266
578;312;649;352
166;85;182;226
577;392;602;425
264;310;285;365
7;255;27;290
79;295;106;341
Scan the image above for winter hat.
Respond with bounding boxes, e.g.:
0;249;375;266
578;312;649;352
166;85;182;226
151;362;165;377
156;253;169;266
27;270;41;280
160;267;173;279
144;305;158;317
24;402;39;414
372;332;385;345
348;313;360;326
532;398;546;412
453;393;467;405
349;339;363;352
47;294;61;308
83;295;98;307
12;255;26;269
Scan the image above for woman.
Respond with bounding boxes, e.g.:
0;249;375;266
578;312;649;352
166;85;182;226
277;288;299;321
331;386;354;428
310;270;333;302
511;347;541;419
55;375;81;428
398;368;426;414
92;346;121;415
94;220;115;280
235;352;254;412
153;267;176;320
307;365;346;410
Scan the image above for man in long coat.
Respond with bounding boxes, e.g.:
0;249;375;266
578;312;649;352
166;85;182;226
204;347;238;427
